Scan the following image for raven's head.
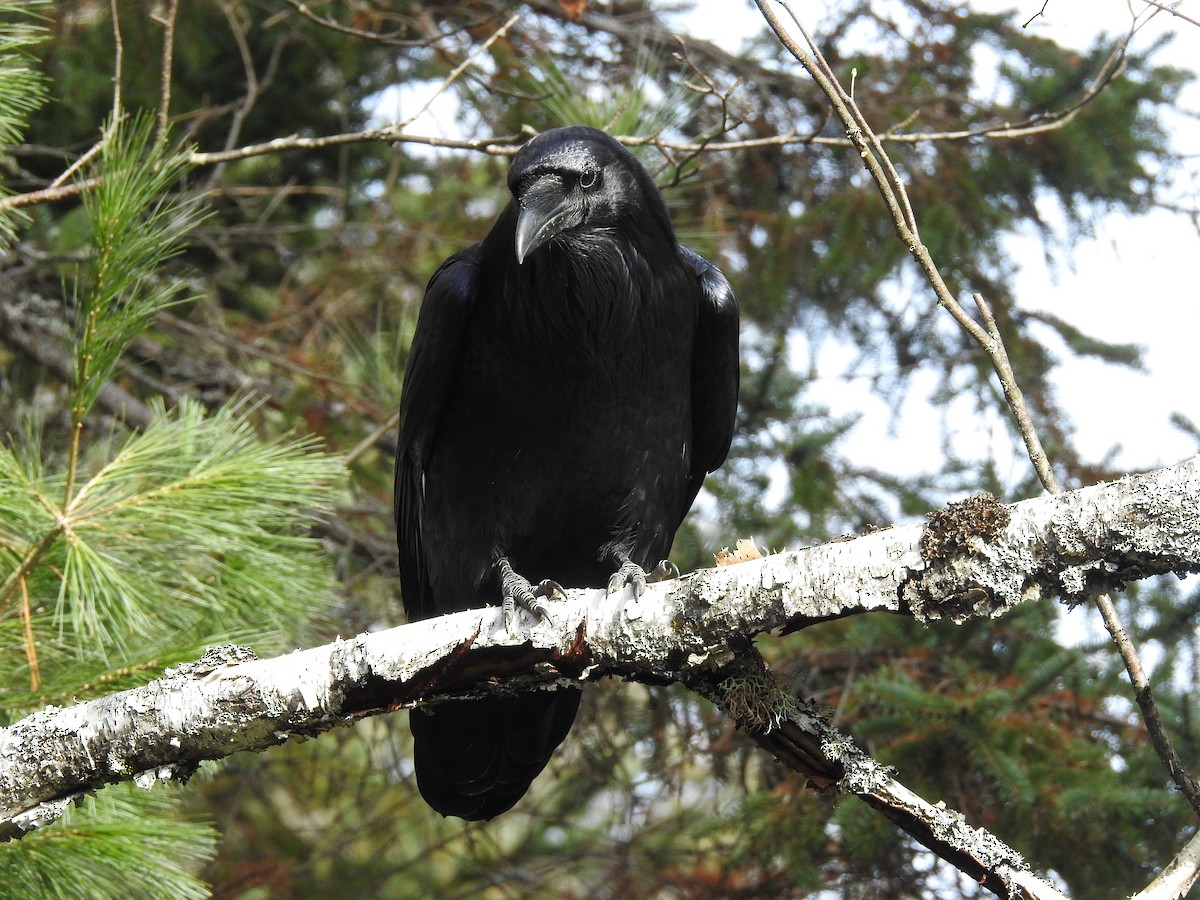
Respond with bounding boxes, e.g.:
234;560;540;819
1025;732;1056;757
507;126;672;264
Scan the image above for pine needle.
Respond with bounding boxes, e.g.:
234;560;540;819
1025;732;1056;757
0;0;49;249
66;111;209;502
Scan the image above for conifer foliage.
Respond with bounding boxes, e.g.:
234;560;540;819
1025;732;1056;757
0;1;1197;897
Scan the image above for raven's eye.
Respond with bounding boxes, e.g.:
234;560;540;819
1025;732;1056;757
579;169;600;191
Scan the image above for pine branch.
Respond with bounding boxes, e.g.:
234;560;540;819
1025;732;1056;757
3;457;1198;896
0;0;49;248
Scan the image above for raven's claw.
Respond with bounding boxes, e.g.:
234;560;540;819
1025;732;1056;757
607;554;679;600
497;557;566;630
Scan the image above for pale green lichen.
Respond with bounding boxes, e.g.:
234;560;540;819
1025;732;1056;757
713;671;803;733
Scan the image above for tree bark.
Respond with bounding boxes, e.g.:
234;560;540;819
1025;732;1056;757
3;456;1198;895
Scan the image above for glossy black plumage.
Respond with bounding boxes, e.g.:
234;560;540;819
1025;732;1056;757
394;126;739;820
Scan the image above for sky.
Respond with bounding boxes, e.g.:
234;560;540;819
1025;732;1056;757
382;0;1199;486
695;0;1197;665
369;0;1198;752
682;0;1200;483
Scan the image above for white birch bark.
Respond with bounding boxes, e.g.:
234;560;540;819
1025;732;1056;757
2;455;1198;896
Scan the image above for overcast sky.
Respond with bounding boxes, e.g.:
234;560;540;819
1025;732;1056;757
387;1;1198;484
684;0;1199;481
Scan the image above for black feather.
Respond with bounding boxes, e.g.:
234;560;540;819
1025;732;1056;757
395;126;739;819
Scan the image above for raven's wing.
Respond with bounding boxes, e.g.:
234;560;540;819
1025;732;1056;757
394;245;481;621
396;245;582;821
680;245;740;499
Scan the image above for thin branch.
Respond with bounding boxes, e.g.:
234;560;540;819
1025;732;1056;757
3;456;1199;849
1094;590;1200;816
0;0;1143;218
47;141;103;190
394;13;520;129
1140;0;1200;30
690;653;1068;900
0;93;1133;213
782;2;920;236
108;0;123;121
754;0;1200;885
278;0;410;42
154;0;180;142
343;411;400;468
1003;0;1200;823
206;0;269;191
972;293;1060;493
19;577;39;693
277;0;456;45
1023;1;1051;29
0;99;1136;214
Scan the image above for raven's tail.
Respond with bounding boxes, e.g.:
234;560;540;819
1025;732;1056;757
409;688;581;820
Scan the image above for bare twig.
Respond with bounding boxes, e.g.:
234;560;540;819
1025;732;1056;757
47;143;103;191
0;179;98;211
0;0;1143;217
154;0;180;142
754;0;1200;886
19;577;39;693
206;0;278;190
663;39;747;185
1140;0;1200;30
394;13;521;129
0;96;1135;214
1094;590;1200;817
343;411;400;468
278;0;418;44
782;3;921;235
108;0;123;121
972;293;1060;492
1023;1;1051;29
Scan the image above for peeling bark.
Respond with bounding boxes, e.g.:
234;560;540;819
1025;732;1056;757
2;456;1198;895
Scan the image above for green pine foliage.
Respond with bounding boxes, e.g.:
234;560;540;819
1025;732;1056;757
0;102;346;895
68;115;207;430
0;0;48;248
3;2;1198;898
0;396;342;661
0;789;217;900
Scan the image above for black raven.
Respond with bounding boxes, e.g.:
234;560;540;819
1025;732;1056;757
394;126;739;820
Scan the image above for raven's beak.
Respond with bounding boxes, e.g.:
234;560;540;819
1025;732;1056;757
515;175;572;264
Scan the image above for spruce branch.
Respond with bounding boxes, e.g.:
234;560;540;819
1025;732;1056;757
693;652;1068;900
754;0;1200;885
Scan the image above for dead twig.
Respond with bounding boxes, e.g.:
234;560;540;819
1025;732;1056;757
154;0;180;142
754;0;1200;890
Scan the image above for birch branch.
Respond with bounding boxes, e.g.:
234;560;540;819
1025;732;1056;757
1130;828;1200;900
753;0;1200;834
3;456;1198;848
691;654;1070;900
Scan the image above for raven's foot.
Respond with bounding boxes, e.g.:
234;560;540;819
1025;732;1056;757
497;557;567;630
607;554;680;600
